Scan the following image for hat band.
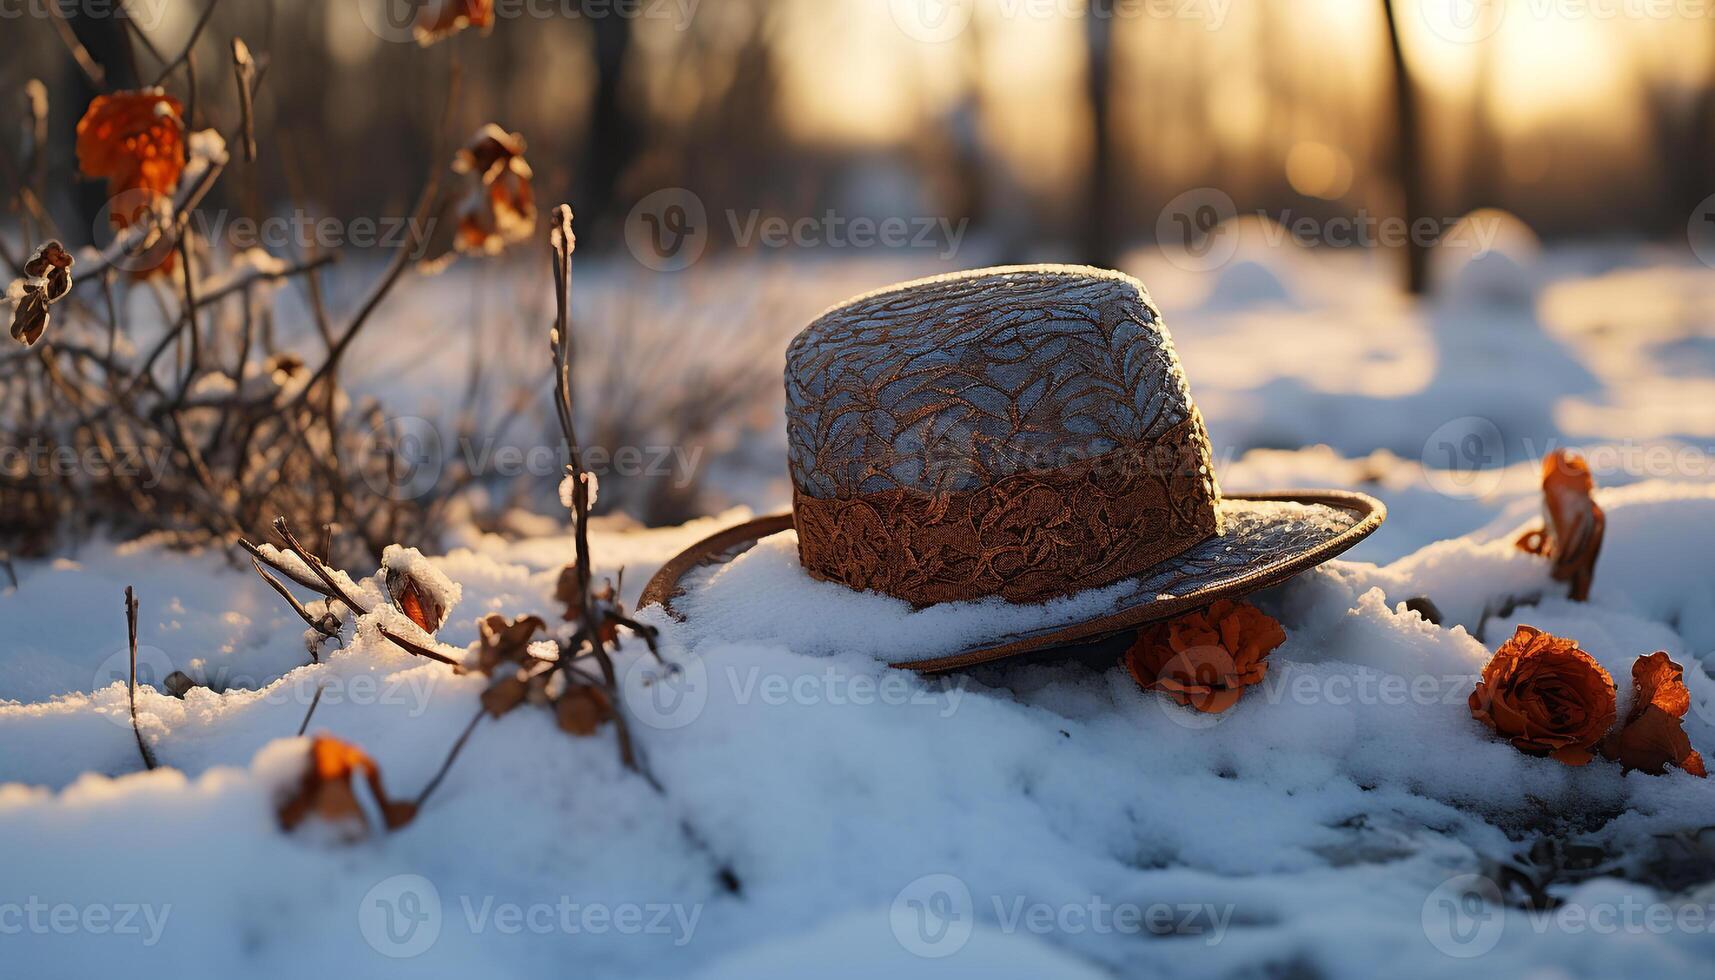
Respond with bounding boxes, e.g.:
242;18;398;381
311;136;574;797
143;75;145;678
792;416;1221;606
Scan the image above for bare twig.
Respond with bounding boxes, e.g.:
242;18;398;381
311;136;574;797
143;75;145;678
46;6;107;89
413;706;485;810
125;587;159;771
150;0;221;87
231;37;258;162
286;62;462;411
295;684;324;736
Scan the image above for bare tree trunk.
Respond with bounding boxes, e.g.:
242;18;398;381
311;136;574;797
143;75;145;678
583;17;640;236
1084;0;1116;268
1381;0;1430;295
66;4;140;232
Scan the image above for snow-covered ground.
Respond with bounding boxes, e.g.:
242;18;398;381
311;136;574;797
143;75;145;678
6;233;1715;978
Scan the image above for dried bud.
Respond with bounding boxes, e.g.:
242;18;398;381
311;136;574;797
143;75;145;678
381;546;459;634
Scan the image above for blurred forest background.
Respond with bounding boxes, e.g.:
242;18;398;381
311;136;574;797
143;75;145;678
5;0;1715;279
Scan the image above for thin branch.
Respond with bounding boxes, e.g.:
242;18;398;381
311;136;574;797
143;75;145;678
47;6;107;89
413;706;485;810
249;557;338;650
285;62;461;412
295;684;324;736
125;587;159;771
232;37;258;162
150;0;221;87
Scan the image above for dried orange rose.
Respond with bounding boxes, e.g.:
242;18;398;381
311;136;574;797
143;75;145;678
452;124;536;255
75;89;185;226
1516;450;1604;602
1469;625;1617;765
277;735;417;837
415;0;495;45
1125;599;1285;713
1601;652;1707;777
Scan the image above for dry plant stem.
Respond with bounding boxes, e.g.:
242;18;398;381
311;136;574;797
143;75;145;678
414;706;486;811
296;685;324;736
286;62;462;412
231;38;258;162
248;556;336;653
240;522;460;667
46;4;106;89
151;0;221;87
125;587;159;771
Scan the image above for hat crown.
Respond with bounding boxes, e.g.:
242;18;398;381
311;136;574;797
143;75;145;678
786;265;1202;498
783;266;1223;607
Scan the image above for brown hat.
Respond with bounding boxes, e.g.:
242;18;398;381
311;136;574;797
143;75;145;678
641;265;1383;672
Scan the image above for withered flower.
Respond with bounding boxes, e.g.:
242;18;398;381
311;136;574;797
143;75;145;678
1602;652;1707;777
452;124;536;255
7;240;73;347
1469;625;1617;765
1516;450;1605;602
414;0;495;45
75;89;185;228
277;735;417;838
1125;600;1285;713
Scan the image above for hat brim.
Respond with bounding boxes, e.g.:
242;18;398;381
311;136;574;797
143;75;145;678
639;490;1385;673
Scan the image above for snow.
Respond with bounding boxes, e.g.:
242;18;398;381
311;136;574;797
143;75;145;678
7;241;1715;977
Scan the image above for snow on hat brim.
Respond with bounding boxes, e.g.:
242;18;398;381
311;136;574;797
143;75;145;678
640;490;1384;672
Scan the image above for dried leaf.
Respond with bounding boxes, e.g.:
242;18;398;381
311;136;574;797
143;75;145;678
7;287;49;347
475;613;545;674
481;671;530;719
556;684;613;737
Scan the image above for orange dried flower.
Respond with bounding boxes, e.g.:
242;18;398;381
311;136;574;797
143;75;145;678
277;735;417;838
1601;652;1707;777
452;124;536;255
414;0;495;45
1469;625;1617;765
1125;599;1285;713
1516;450;1604;602
75;89;185;226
